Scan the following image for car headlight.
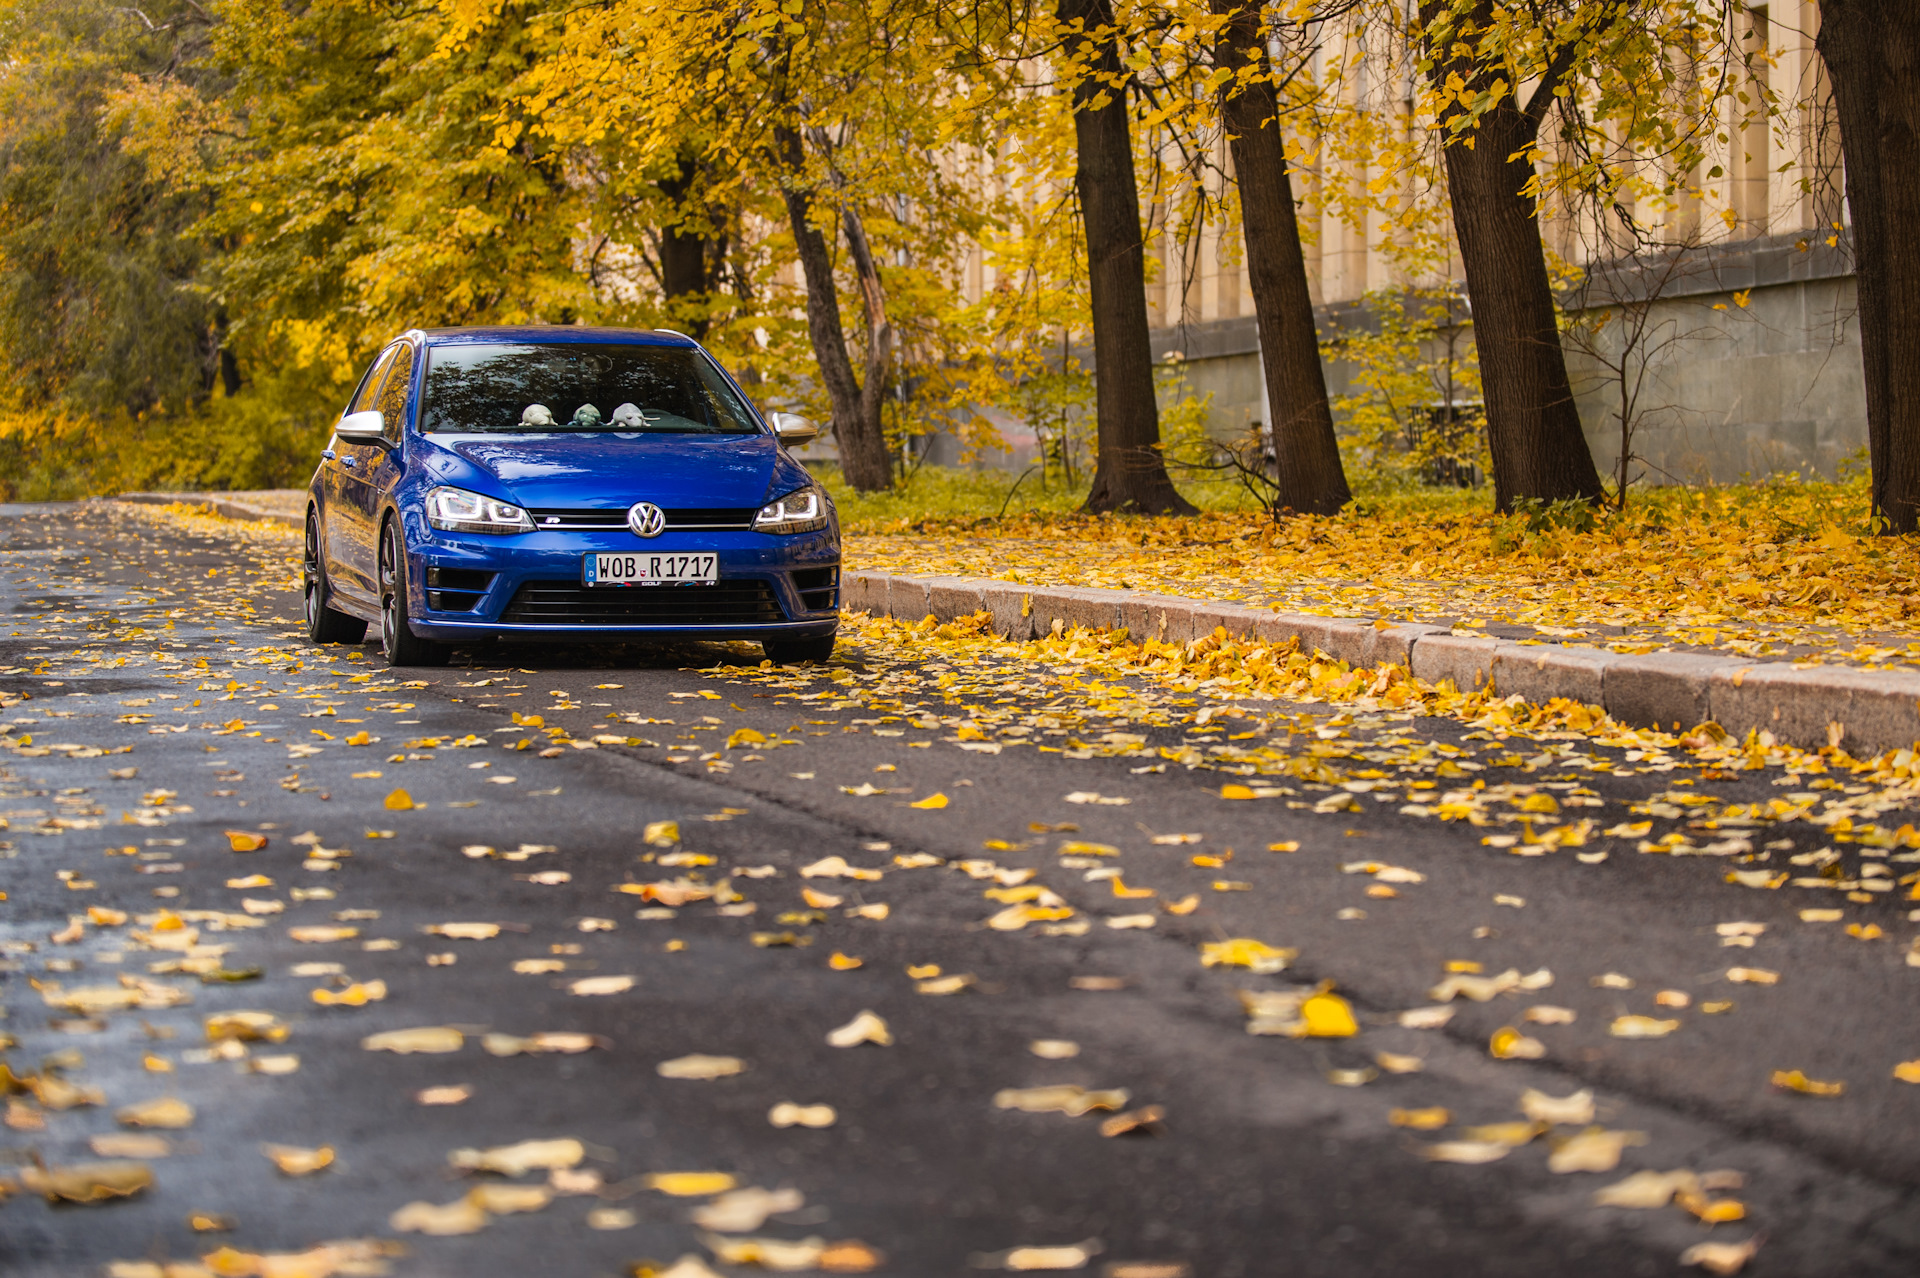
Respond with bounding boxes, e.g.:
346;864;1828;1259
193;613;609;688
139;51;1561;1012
754;486;829;535
425;486;533;534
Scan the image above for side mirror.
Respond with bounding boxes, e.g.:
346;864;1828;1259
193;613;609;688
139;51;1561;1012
768;411;819;446
336;409;385;441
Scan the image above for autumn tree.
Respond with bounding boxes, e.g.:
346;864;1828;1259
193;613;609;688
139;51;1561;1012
1208;0;1350;515
0;0;231;417
1815;1;1920;533
1414;0;1608;511
1400;1;1771;513
765;36;898;492
209;0;593;368
1056;0;1195;514
503;0;1011;493
649;150;738;342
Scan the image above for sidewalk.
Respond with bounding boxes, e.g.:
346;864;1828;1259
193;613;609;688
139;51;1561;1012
117;489;302;528
840;571;1920;756
113;490;1920;756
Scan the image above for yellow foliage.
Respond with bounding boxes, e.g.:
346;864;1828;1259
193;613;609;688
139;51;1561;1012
850;477;1920;665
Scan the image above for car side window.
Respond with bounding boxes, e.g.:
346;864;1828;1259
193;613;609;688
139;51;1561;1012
375;343;415;443
350;347;399;418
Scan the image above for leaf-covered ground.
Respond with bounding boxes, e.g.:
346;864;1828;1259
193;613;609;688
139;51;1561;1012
3;501;1919;1277
842;476;1920;670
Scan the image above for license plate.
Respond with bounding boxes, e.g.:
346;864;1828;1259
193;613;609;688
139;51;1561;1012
582;552;718;586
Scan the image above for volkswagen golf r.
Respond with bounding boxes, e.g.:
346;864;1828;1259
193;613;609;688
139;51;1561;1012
301;327;840;667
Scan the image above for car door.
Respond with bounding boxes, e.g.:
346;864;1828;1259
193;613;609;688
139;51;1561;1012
324;345;398;605
338;341;414;599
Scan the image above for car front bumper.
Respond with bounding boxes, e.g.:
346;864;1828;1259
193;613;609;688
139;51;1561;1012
400;523;841;643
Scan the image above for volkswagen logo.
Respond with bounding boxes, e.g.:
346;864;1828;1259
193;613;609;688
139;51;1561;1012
627;502;667;538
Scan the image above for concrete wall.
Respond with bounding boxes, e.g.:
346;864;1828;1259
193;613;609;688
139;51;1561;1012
1146;238;1867;488
1564;258;1865;486
813;234;1868;489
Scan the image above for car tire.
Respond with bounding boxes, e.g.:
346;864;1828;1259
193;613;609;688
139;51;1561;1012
304;510;368;645
762;634;836;664
380;519;450;668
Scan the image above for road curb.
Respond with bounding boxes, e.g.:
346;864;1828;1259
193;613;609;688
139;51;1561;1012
112;491;301;530
846;570;1920;757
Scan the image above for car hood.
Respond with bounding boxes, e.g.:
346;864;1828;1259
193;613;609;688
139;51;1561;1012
413;433;808;509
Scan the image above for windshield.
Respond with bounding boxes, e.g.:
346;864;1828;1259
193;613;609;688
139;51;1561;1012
420;342;760;435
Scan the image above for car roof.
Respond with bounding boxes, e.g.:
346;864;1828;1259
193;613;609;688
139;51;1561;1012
415;326;695;348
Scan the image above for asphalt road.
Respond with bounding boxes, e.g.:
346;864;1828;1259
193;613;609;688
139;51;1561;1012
1;500;1917;1278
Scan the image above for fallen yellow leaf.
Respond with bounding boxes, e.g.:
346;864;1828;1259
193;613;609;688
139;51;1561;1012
89;1133;169;1159
1547;1126;1646;1173
908;792;949;809
19;1160;153;1202
262;1143;334;1176
769;1102;837;1128
1609;1015;1681;1039
1490;1026;1547;1059
390;1198;487;1235
467;1183;553;1215
448;1138;583;1176
1519;1088;1594;1125
656;1054;745;1080
361;1027;464;1054
1199;938;1295;973
568;975;635;996
1299;988;1358;1037
1389;1107;1450;1130
311;981;386;1007
646;1171;737;1197
1770;1068;1844;1097
826;1009;892;1048
994;1084;1130;1116
1420;1140;1510;1164
115;1097;193;1129
1679;1238;1759;1275
383;789;414;812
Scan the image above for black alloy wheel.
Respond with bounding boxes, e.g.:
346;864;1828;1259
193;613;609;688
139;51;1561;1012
379;520;449;667
304;511;367;645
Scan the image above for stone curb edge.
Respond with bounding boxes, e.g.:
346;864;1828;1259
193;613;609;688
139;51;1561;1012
844;570;1920;758
112;492;301;530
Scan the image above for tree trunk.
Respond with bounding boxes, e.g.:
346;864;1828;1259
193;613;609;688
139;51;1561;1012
773;124;893;492
837;202;895;469
1422;3;1604;512
1212;0;1349;516
1058;0;1194;515
656;159;713;341
1818;0;1920;533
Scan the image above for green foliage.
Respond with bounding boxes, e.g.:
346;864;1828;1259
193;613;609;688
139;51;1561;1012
0;0;225;419
1324;286;1486;486
821;462;1267;533
0;358;334;501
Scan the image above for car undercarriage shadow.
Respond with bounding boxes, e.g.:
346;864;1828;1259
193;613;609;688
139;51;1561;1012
359;635;860;674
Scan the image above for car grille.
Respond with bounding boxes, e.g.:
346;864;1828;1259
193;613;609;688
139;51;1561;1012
500;580;786;627
525;506;757;531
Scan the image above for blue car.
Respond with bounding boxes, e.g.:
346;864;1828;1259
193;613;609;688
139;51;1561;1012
301;326;840;667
